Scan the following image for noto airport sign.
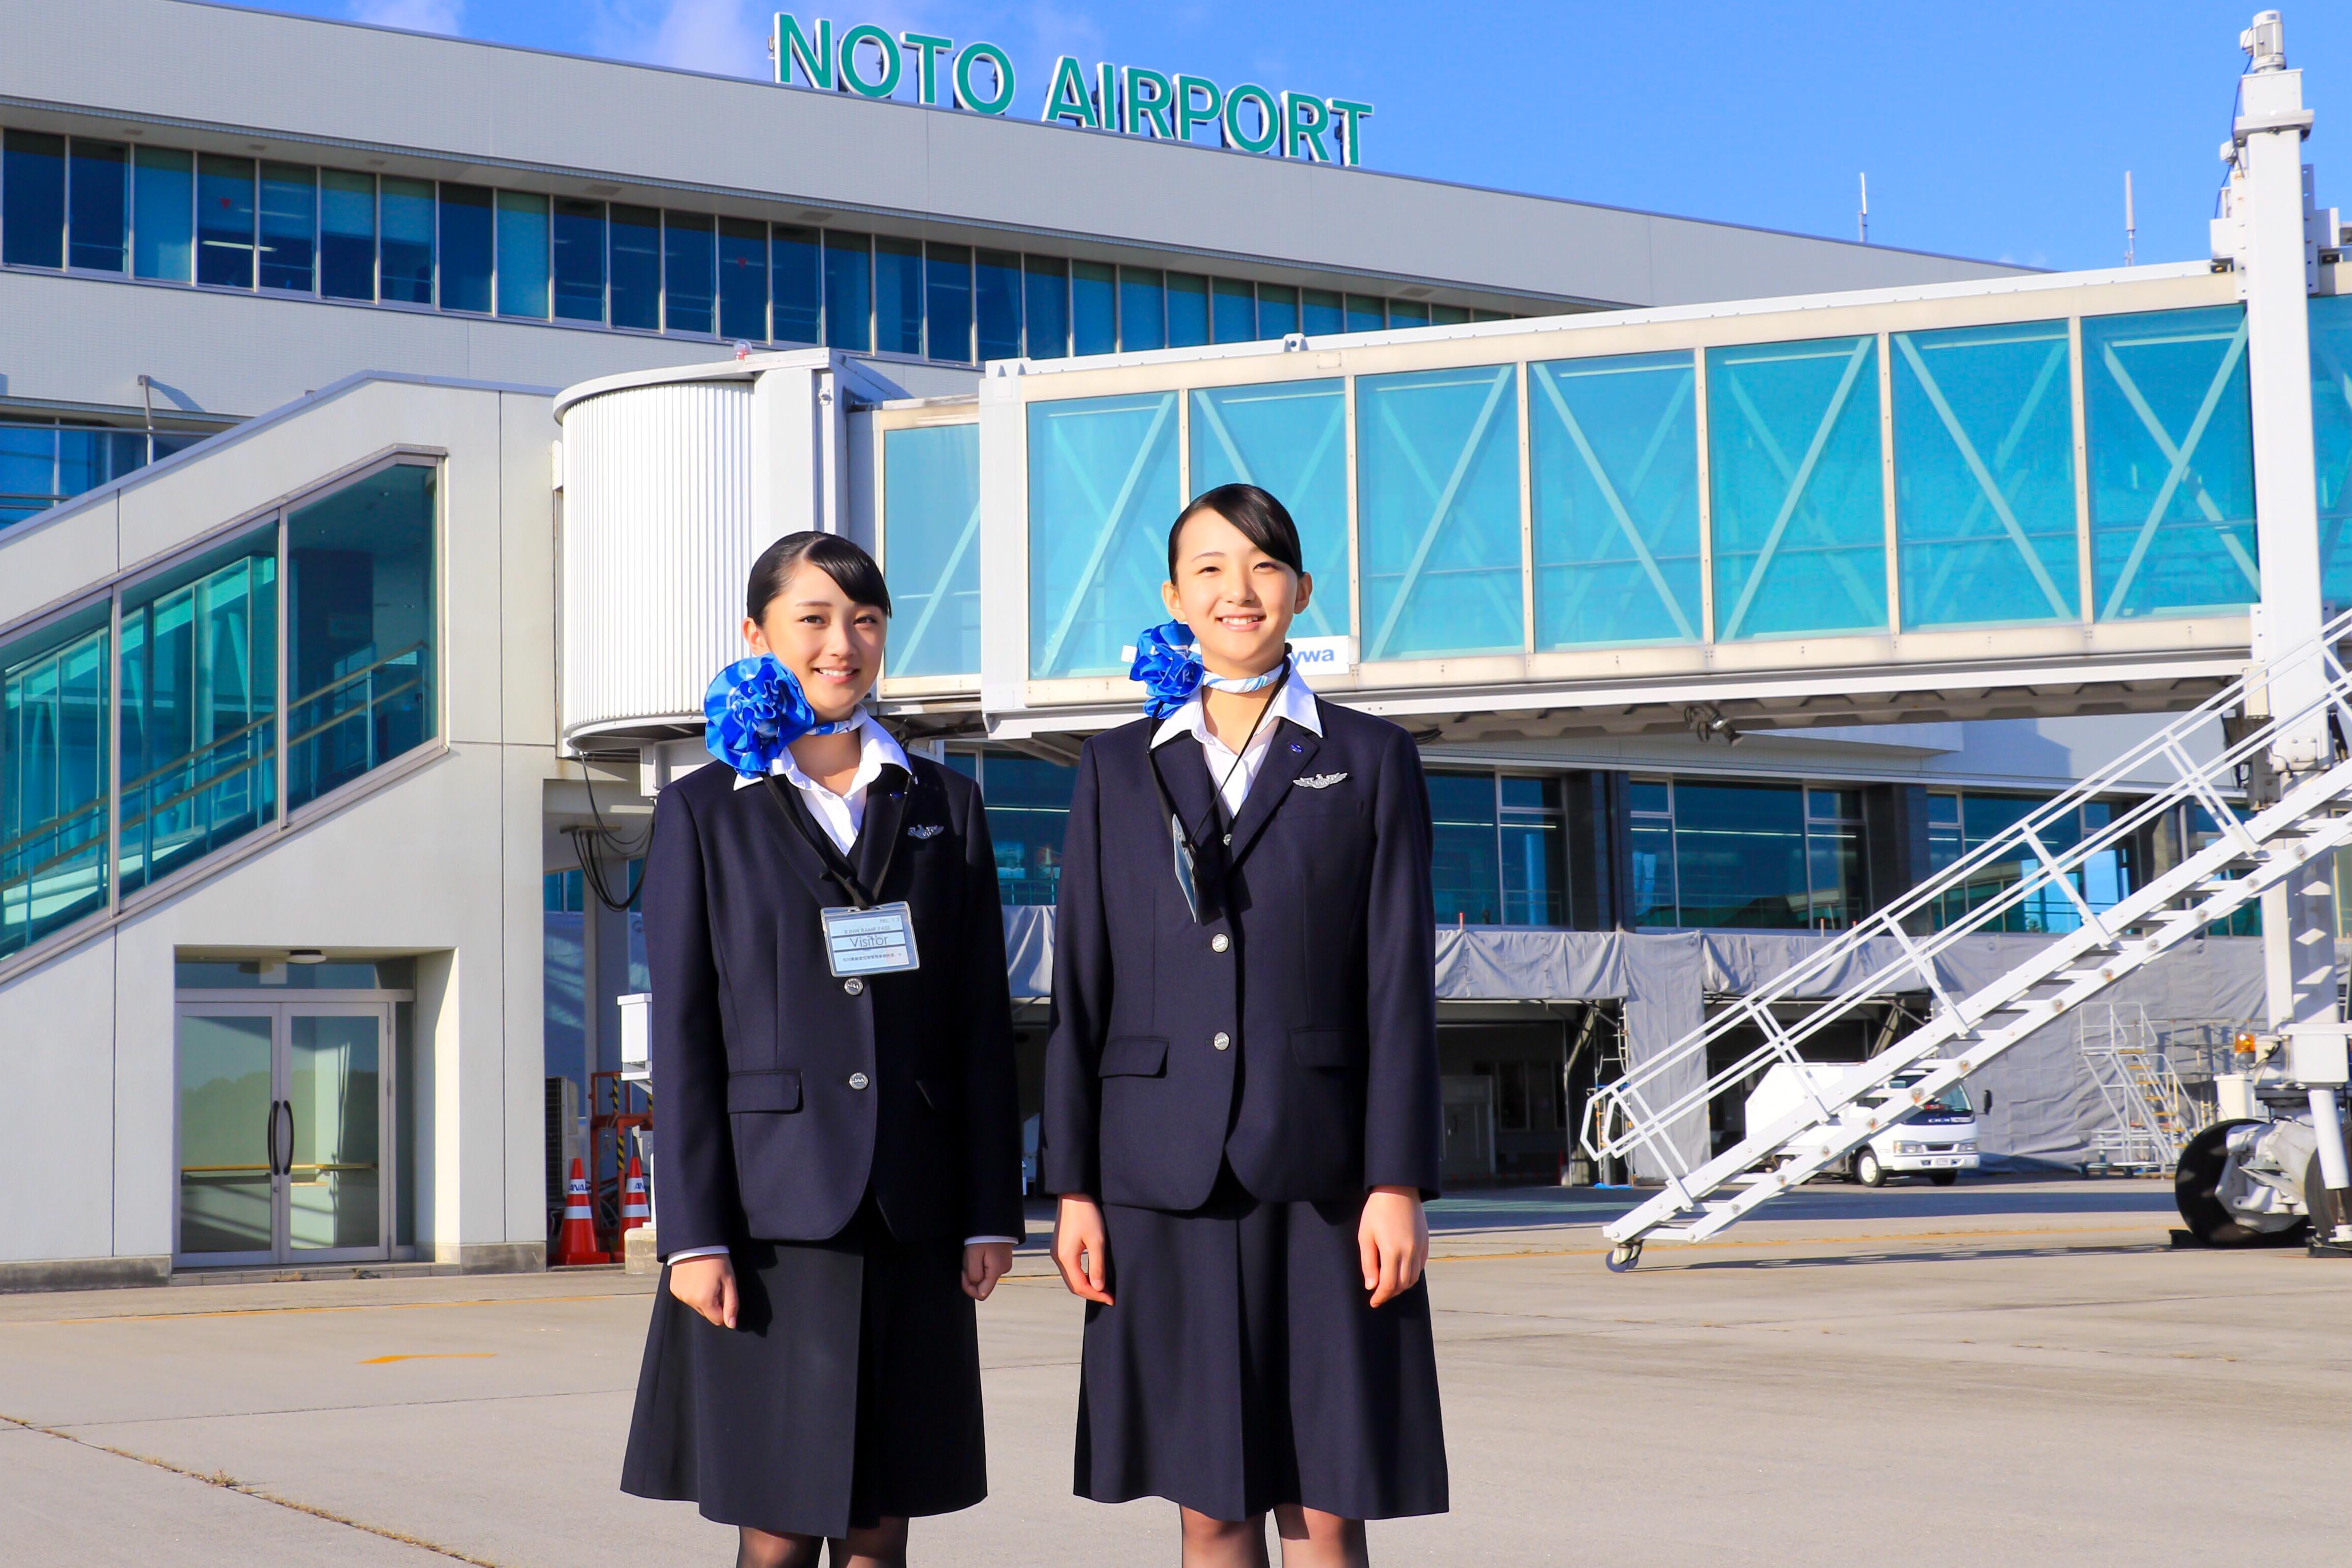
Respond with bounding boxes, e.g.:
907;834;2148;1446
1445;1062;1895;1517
771;13;1374;167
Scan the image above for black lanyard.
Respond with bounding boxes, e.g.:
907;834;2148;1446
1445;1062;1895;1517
1145;663;1290;922
760;769;904;910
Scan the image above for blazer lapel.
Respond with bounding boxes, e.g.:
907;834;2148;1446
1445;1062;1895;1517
745;775;844;907
1225;712;1324;868
852;764;913;901
1149;731;1223;848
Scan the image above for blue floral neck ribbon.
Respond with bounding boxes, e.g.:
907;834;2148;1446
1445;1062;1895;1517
704;655;860;780
1129;622;1290;720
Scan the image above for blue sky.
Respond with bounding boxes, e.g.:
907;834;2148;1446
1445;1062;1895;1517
250;1;2352;272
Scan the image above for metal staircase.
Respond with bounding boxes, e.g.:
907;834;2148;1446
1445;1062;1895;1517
2078;1004;2204;1172
1581;608;2352;1266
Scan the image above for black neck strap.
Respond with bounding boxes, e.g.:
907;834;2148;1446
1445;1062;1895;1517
759;768;904;910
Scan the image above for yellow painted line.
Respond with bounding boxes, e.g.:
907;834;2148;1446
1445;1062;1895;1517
8;1293;634;1329
1427;1221;2172;1264
357;1353;497;1365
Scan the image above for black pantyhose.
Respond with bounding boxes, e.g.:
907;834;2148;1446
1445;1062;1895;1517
734;1519;911;1568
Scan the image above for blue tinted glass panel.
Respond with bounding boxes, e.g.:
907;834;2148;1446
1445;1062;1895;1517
69;140;128;273
57;428;146;497
719;217;767;341
1672;780;1805;929
257;164;314;293
2082;305;2256;619
1119;268;1164;351
1428;771;1500;925
287;465;437;810
1345;295;1385;333
1893;320;2077;627
1073;261;1116;355
1302;288;1343;336
2309;295;2352;608
378;177;434;305
1212;278;1255;343
1167;273;1209;348
608;205;660;330
1429;304;1467;327
874;235;922;355
1257;285;1300;340
926;244;972;362
1500;775;1566;927
319;170;375;301
884;424;982;677
196;155;256;289
0;425;55;505
436;183;491;312
663;212;716;335
495;191;549;318
1;601;109;956
1189;380;1351;638
551;199;603;322
1028;393;1181;677
120;529;278;894
772;225;821;344
1531;350;1701;647
976;248;1021;360
1024;256;1068;359
3;131;64;268
1706;336;1887;639
980;754;1076;906
1357;365;1524;660
824;231;871;350
1389;299;1429;329
133;147;194;283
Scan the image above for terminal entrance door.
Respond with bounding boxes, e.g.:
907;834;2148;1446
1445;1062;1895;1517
175;1002;390;1267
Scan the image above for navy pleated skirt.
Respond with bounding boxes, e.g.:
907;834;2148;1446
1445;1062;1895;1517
1076;1171;1449;1523
619;1203;986;1539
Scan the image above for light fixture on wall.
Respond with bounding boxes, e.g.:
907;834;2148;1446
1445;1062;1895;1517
285;948;327;964
1685;704;1742;745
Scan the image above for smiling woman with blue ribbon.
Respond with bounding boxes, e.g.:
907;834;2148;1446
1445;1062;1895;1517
622;530;1024;1568
1044;483;1449;1567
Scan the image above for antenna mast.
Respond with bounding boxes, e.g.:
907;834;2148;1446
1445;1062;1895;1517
1857;172;1868;244
2124;170;2136;265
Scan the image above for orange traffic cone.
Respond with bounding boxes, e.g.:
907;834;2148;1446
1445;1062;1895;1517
620;1154;651;1236
553;1157;609;1265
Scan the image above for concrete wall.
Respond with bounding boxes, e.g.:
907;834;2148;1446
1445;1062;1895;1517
0;376;559;1284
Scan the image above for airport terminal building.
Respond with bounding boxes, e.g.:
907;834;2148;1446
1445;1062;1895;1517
0;0;2311;1286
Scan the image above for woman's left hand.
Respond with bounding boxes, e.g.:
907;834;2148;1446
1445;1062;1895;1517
1359;1185;1429;1308
962;1241;1014;1301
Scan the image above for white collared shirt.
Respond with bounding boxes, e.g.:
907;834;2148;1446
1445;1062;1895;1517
676;711;1015;1262
1150;662;1323;817
729;709;908;855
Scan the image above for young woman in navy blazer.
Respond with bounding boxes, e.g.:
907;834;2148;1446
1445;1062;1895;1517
1041;484;1449;1566
620;531;1024;1568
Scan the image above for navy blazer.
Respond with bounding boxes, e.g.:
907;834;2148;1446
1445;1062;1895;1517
1039;697;1442;1211
641;752;1024;1257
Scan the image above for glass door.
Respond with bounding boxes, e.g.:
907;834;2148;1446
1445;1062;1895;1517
175;1001;389;1266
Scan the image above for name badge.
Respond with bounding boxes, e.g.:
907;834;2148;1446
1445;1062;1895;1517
822;901;921;978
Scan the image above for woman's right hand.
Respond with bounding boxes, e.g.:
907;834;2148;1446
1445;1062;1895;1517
1052;1195;1114;1305
669;1254;738;1329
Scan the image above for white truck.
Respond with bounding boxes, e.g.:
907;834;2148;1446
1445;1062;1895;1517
1743;1061;1983;1187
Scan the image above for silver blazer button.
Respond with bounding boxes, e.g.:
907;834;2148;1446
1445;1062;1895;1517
848;1072;870;1090
843;977;864;996
1212;1032;1231;1051
1211;933;1230;953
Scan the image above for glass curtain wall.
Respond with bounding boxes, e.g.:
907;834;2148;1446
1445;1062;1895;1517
1927;791;2132;933
1427;772;1568;927
1357;366;1523;660
319;171;376;301
1188;380;1351;638
975;249;1021;360
608;205;660;330
258;165;316;293
69;140;128;273
1;602;109;957
718;218;768;341
946;751;1078;905
1530;350;1701;647
379;178;435;305
496;192;550;318
824;231;872;350
882;424;983;677
133;147;194;282
552;199;605;322
2310;294;2352;606
119;530;278;893
437;185;493;313
1630;779;1867;930
875;236;923;355
773;225;822;344
926;244;972;363
3;130;64;268
1026;393;1180;677
196;156;257;289
663;213;716;335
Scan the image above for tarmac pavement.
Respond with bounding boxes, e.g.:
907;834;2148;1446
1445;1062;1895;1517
3;1177;2343;1566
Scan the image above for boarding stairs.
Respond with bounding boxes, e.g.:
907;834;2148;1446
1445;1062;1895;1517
1581;609;2352;1264
2078;1005;2203;1172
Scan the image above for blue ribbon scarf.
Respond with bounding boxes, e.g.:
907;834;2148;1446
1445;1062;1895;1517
704;655;860;780
1128;622;1290;719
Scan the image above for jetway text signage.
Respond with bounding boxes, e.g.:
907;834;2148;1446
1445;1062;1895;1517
771;14;1373;167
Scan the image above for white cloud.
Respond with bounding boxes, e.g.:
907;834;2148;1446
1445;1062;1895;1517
348;0;465;34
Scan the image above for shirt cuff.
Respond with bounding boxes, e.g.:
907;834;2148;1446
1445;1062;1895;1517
961;1235;1020;1247
666;1245;729;1263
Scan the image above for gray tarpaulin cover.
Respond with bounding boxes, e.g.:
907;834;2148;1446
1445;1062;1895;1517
1001;908;2267;1178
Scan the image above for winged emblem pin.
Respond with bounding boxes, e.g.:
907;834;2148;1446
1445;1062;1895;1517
906;823;946;839
1292;772;1349;790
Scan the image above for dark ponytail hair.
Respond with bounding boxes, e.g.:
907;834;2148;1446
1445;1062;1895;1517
745;530;892;624
1167;483;1305;579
